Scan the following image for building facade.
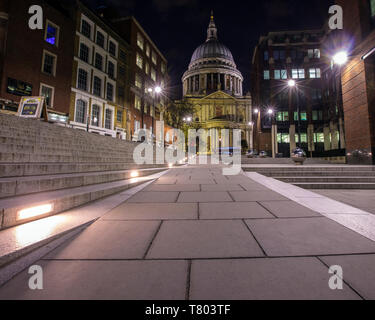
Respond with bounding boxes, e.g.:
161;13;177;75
0;0;74;121
69;1;130;139
180;13;252;152
113;16;168;141
332;0;375;164
251;30;346;158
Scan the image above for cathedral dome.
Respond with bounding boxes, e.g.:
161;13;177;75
191;39;234;63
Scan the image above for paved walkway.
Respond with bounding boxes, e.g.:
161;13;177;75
1;165;375;300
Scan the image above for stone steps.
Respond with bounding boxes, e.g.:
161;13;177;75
256;171;375;177
0;171;165;230
0;168;166;199
293;182;375;189
276;176;375;183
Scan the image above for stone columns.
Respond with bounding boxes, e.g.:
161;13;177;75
323;126;331;151
289;125;296;154
307;124;315;152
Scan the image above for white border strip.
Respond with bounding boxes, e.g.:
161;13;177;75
246;172;375;242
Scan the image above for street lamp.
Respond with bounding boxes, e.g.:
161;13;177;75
288;79;301;148
267;109;273;115
333;51;348;66
146;86;163;138
254;108;259;114
288;79;296;87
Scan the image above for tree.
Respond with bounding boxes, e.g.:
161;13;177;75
164;100;195;129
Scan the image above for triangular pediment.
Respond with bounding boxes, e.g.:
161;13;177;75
199;91;237;101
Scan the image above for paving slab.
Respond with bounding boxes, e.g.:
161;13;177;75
259;201;321;218
199;202;274;219
144;184;200;192
246;217;375;257
44;220;160;260
0;260;188;300
147;220;264;259
102;203;198;220
230;191;289;202
178;191;233;203
189;258;360;300
176;179;216;185
201;184;244;191
127;191;179;203
240;182;270;191
320;254;375;300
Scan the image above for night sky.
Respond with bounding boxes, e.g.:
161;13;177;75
87;0;334;98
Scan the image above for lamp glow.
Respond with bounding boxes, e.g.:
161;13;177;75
333;51;348;65
288;79;296;87
18;204;53;221
254;108;259;114
155;86;162;94
168;163;173;168
130;170;139;178
267;109;273;115
148;88;153;93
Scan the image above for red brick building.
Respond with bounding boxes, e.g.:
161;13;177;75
334;0;375;164
112;16;168;141
0;0;75;120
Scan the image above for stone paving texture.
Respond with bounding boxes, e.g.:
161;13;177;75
1;165;375;300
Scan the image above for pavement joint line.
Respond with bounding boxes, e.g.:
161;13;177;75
197;202;200;220
315;256;365;300
256;201;279;219
241;219;268;257
40;251;375;262
185;260;192;301
143;221;163;259
227;191;236;202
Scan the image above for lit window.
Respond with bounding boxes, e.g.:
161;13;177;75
135;95;141;110
40;84;54;107
314;133;324;143
300;112;307;121
152;51;157;65
42;51;56;76
45;22;59;46
136;53;143;69
145;63;150;75
75;99;86;123
146;44;150;57
295;134;308;143
161;62;166;74
117;109;123;123
274;70;281;80
263;70;270;80
137;33;144;50
298;69;305;79
91;104;100;126
135;74;142;89
151;68;156;81
280;70;287;79
276;111;289;122
309;68;321;78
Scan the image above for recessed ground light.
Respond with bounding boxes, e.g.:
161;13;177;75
130;171;139;178
168;163;174;168
17;204;53;221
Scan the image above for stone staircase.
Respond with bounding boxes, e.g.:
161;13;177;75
0;114;169;229
242;166;375;189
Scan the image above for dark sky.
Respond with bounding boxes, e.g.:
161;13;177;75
87;0;334;98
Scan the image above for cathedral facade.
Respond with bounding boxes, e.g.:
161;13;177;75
179;13;252;152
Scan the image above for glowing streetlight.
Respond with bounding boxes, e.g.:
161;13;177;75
254;108;259;114
248;121;254;126
333;51;348;66
288;79;296;87
267;109;273;115
155;86;162;94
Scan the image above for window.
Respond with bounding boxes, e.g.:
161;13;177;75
314;133;324;143
106;83;114;101
118;86;125;102
119;49;126;61
105;108;113;129
292;69;305;79
40;84;54;107
91;104;100;126
295;133;308;143
96;31;105;48
108;61;115;79
79;43;89;63
263;70;270;80
308;49;321;59
119;66;125;77
77;69;88;90
135;95;141;110
81;19;91;39
137;33;144;50
42;51;56;76
117;109;123;123
152;51;157;65
109;41;116;56
145;63;150;75
277;133;290;143
264;51;269;61
135;73;142;89
276;111;289;122
300;112;307;121
146;44;150;57
312;110;323;121
309;68;321;78
151;68;156;81
161;62;166;74
93;76;102;96
274;70;287;80
136;53;143;69
45;21;59;46
75;99;86;123
274;70;281;80
95;53;103;71
312;89;322;101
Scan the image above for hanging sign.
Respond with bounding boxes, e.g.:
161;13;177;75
17;96;48;121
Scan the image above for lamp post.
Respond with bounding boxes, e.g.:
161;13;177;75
288;79;301;149
147;86;162;140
